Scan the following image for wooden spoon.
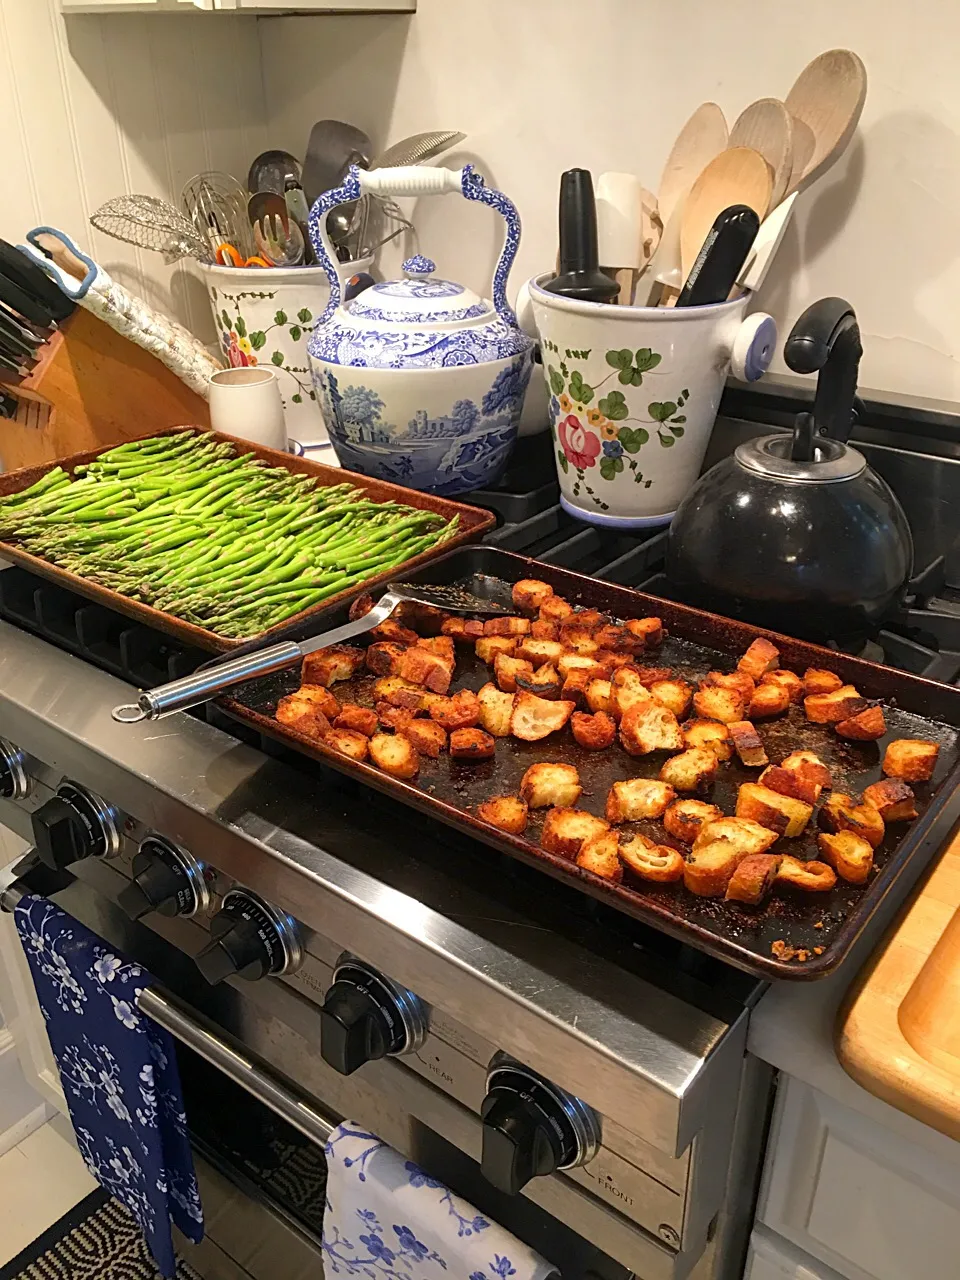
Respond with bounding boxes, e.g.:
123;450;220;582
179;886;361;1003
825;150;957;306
785;49;867;194
729;98;794;207
657;103;729;227
680;147;773;285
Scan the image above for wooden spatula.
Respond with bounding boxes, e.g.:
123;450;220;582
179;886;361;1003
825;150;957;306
785;49;867;195
657;102;729;227
729;98;794;207
680;147;773;286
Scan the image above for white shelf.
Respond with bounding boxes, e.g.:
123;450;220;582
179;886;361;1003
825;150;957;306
61;0;415;13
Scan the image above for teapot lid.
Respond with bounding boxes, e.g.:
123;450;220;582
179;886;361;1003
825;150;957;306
736;433;866;484
346;255;492;326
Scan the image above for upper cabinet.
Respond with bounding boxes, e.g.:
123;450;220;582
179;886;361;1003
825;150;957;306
60;0;415;12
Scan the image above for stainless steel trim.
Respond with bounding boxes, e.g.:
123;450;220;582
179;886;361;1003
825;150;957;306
735;433;865;482
137;986;338;1146
0;738;30;800
334;953;427;1055
220;888;304;976
138;834;210;917
488;1055;602;1171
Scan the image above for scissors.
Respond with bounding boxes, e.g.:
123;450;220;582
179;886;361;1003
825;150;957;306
215;244;271;269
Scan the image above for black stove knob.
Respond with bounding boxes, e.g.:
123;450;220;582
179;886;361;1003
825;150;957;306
480;1059;601;1196
320;960;424;1076
195;890;301;985
118;836;208;922
32;783;119;872
0;739;30;801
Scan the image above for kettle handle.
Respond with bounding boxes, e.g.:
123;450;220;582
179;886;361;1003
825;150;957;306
307;164;522;328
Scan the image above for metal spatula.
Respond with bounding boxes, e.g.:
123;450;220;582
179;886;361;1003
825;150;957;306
112;583;513;723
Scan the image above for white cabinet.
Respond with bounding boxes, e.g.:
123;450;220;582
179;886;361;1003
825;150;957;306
60;0;415;12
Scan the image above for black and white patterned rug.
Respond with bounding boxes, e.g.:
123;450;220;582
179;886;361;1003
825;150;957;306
0;1190;201;1280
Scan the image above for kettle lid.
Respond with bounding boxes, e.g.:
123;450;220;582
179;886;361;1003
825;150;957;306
345;255;491;325
736;433;866;483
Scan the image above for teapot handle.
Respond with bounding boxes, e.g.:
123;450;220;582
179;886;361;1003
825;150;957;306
307;164;522;328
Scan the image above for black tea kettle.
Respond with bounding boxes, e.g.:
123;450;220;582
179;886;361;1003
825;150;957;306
667;298;913;647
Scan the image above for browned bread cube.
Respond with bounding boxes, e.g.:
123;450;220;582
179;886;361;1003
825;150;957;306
803;667;844;695
477;683;515;737
682;719;733;761
619;835;684;883
692;686;747;724
729;720;769;767
835;703;887;740
365;641;407;677
494;653;534;693
819;793;885;848
612;671;655;720
560;669;593;709
576;831;623;883
477;795;529;835
882;738;940;782
619;700;684;756
693;817;779;856
586;678;616;717
595;649;634;671
701;670;756;700
736;783;813;837
348;593;375;621
375;703;414;731
369;618;419;646
573;608;608;630
624;617;664;647
558;623;600;655
659;747;719;793
531;618;560;640
758;764;824;805
632;665;675;687
441;616;485;641
483;615;531;638
605;778;675;823
539;596;575;624
476;636;518;664
557;653;605;680
760;669;804;703
368;732;419;778
516;638;565;668
520;762;582;809
780;749;833;798
748;682;791;719
804;685;869;724
649;679;693;719
541;808;610;858
737;638;780;680
663;799;723;843
334;704;378;737
302;644;365;687
416;635;455;662
862;778;918;822
515;664;561;699
725;854;783;904
276;700;331;741
510;692;576;741
427;688;481;731
278;684;340;720
683;841;742;897
570;710;617;750
512;579;555;612
776;856;837;893
371;676;425;710
817;831;874;885
594;624;640;653
449;728;496;761
398;646;454;694
324;727;370;761
399;719;448;758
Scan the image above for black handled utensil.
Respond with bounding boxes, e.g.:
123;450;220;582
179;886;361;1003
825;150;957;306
543;169;620;304
0;240;75;323
675;204;760;308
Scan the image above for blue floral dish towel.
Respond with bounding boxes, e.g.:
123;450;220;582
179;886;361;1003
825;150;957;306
323;1122;559;1280
14;895;204;1278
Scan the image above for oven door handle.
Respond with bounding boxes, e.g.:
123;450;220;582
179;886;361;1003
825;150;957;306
136;986;337;1147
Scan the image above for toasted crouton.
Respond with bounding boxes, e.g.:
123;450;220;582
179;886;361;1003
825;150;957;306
725;854;783;904
557;653;605;680
619;835;684;883
276;699;331;741
375;703;415;731
862;778;918;822
365;641;407;677
624;617;664;647
738;638;780;680
324;727;369;761
302;644;365;687
476;636;518;664
683;719;733;761
736;783;813;837
819;793;885;848
701;670;756;700
693;686;747;725
348;593;375;621
516;638;565;668
605;778;675;823
594;624;641;653
558;623;601;655
561;669;593;708
683;841;741;897
520;762;582;809
619;701;684;756
441;616;485;642
369;618;419;647
515;664;561;699
416;635;455;662
613;672;655;720
449;728;496;761
494;653;535;693
539;596;575;624
483;615;531;637
586;678;616;717
371;676;425;710
571;710;617;751
760;670;804;703
659;747;718;793
573;609;608;630
399;719;448;758
632;665;676;688
649;679;693;719
759;765;816;804
510;692;575;741
803;667;843;695
595;649;634;672
368;732;419;778
836;704;887;740
477;683;515;737
398;646;454;694
729;720;768;767
541;808;610;858
334;704;378;737
782;749;833;793
279;684;340;720
748;683;791;719
478;795;529;835
693;817;779;856
531;618;560;640
663;799;723;844
817;831;874;885
427;689;480;731
883;738;940;782
804;685;869;724
512;579;554;612
776;856;837;893
576;830;624;882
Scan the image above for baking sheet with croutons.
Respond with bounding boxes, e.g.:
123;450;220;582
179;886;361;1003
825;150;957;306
219;546;960;980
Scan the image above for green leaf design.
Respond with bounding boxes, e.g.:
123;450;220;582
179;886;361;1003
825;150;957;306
634;349;662;373
659;433;676;448
617;426;649;453
292;394;303;404
290;325;302;342
220;309;230;329
598;390;628;421
569;370;593;404
670;415;687;424
630;368;644;386
274;310;288;326
559;361;568;377
548;365;565;396
599;457;618;481
618;367;636;386
557;449;569;474
271;351;284;367
606;348;633;369
309;390;317;400
249;330;266;350
234;316;246;338
297;308;312;323
648;401;677;422
669;425;685;437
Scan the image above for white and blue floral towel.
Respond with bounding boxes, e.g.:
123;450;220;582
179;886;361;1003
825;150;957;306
14;895;204;1278
322;1123;559;1280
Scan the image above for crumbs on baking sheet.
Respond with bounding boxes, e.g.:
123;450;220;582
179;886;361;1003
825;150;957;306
771;939;813;962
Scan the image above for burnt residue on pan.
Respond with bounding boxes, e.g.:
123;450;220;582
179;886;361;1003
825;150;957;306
220;547;960;981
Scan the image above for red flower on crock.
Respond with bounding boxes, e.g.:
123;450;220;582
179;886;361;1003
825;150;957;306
557;415;601;469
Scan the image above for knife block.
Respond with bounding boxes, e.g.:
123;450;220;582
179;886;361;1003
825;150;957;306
0;307;211;472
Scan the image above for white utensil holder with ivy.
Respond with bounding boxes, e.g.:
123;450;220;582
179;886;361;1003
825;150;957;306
527;277;777;527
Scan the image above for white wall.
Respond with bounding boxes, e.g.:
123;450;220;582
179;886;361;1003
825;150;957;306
259;0;960;404
0;0;267;341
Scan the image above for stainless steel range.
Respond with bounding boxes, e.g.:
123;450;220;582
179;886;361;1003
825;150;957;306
1;385;958;1280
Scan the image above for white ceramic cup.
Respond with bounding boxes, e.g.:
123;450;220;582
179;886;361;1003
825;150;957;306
207;367;287;451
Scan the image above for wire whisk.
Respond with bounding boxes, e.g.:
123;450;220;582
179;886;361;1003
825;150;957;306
181;172;254;261
90;195;212;264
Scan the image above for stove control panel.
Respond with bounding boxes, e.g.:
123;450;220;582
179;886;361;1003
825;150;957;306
32;782;120;871
480;1055;601;1196
195;889;302;985
0;738;31;801
117;835;209;922
320;955;426;1076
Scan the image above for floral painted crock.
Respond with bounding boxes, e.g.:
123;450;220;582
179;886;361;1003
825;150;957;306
307;164;533;495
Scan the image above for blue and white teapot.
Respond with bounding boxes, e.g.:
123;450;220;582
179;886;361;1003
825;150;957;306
307;164;534;495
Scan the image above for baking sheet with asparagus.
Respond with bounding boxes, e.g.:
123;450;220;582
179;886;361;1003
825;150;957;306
0;430;468;640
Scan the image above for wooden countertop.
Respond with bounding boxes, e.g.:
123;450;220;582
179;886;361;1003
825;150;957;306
837;822;960;1139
